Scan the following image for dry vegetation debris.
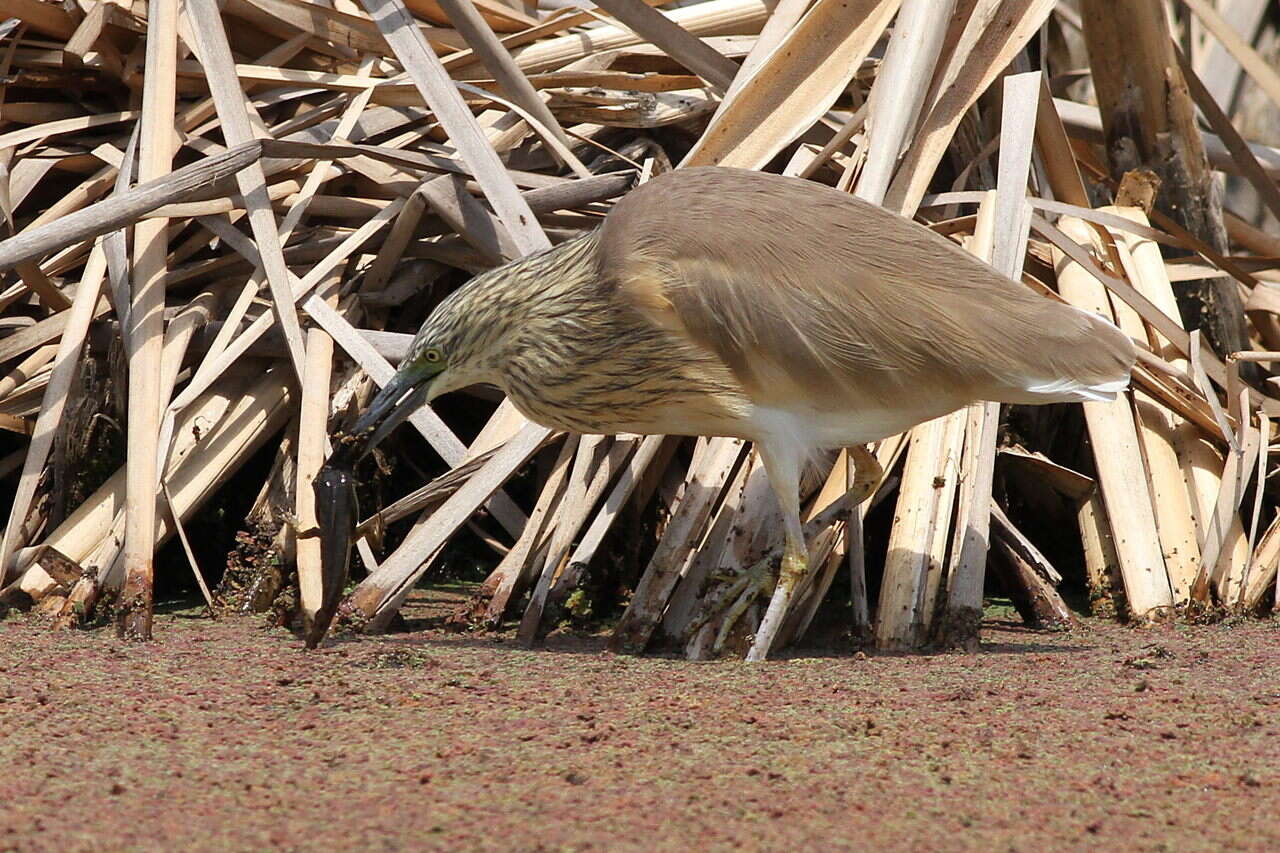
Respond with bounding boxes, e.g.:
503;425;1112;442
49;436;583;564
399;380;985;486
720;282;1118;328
0;0;1278;657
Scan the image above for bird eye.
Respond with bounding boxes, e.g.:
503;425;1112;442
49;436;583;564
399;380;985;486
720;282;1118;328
423;348;442;363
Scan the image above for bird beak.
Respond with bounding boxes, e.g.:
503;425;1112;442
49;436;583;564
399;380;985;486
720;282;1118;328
350;367;437;457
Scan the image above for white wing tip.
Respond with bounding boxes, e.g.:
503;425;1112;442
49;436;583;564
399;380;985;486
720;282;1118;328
1023;375;1130;403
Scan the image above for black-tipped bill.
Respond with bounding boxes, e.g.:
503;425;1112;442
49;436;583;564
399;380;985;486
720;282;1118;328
350;371;434;457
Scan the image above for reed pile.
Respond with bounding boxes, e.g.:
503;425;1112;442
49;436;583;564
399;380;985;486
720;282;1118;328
0;0;1277;656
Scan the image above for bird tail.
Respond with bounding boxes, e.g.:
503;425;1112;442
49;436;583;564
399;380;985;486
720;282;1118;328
999;307;1136;405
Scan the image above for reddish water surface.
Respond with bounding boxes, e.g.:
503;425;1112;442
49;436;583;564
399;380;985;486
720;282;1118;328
2;599;1276;852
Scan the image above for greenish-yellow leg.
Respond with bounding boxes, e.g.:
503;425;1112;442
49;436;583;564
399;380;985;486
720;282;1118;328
693;445;880;660
746;443;881;661
746;525;808;662
707;559;774;655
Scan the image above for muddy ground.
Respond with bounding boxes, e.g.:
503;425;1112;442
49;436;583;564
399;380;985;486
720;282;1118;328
1;592;1277;853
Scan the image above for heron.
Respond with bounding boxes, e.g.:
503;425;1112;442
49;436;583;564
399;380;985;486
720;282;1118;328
345;167;1134;660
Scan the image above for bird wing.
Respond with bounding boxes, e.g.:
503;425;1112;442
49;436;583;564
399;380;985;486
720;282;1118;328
599;167;1134;411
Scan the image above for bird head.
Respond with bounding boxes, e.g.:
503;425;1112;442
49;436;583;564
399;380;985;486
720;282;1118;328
349;287;493;455
348;233;601;457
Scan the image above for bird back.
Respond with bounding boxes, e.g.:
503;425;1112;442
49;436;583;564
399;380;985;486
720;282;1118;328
599;167;1135;411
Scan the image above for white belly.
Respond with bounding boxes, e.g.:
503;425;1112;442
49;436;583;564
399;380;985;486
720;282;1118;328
743;401;959;451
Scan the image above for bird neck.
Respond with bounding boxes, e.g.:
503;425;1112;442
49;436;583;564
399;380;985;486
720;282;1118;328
478;231;603;354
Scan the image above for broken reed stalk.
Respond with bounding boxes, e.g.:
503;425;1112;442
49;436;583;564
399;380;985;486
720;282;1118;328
1080;0;1250;365
942;191;1000;648
609;437;747;654
518;435;639;645
434;0;574;156
342;424;553;631
941;70;1040;647
119;0;180;640
184;0;310;383
1052;218;1174;617
19;368;294;610
296;281;339;625
507;0;771;75
883;0;1057;217
0;0;1277;655
1103;203;1250;604
360;0;550;255
478;434;577;626
873;410;965;649
990;503;1076;630
853;0;955;205
682;0;901;171
0;243;107;586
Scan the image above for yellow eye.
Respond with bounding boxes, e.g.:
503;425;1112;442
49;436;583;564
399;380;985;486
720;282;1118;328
423;348;442;364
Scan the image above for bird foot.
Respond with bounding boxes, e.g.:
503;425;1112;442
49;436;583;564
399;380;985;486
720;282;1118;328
685;556;777;658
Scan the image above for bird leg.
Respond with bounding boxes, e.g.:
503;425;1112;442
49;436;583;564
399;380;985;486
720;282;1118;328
745;515;808;662
684;445;883;660
684;558;776;657
747;444;883;662
736;442;807;662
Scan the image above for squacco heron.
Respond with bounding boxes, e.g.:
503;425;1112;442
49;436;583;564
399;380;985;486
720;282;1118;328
351;167;1134;660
